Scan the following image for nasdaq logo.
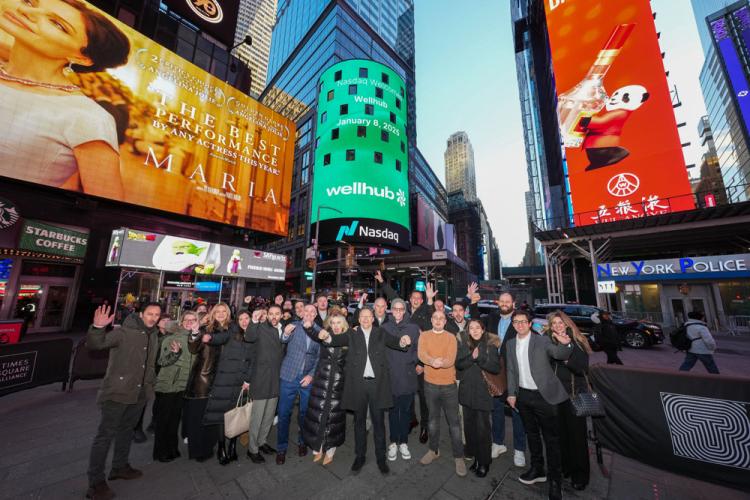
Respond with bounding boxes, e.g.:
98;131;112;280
336;221;359;241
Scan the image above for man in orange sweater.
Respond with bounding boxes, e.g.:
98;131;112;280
418;310;466;476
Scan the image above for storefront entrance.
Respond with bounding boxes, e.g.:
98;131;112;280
662;284;716;329
11;261;79;333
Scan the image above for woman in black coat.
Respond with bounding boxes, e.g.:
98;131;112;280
547;311;591;491
456;319;501;478
302;313;348;465
203;307;254;465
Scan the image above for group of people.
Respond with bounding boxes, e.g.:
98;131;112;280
85;275;595;500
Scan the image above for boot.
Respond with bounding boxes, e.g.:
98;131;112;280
227;437;238;462
217;437;230;466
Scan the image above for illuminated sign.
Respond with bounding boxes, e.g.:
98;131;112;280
19;220;89;259
545;0;694;226
597;254;750;281
311;60;410;249
163;0;240;46
0;0;293;236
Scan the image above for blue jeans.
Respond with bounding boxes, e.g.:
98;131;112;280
679;352;720;374
389;394;414;444
277;376;312;453
492;395;526;451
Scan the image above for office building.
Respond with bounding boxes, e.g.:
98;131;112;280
235;0;278;97
444;132;477;201
694;116;728;205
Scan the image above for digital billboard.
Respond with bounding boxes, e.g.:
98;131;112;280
310;60;410;250
0;0;294;236
163;0;240;47
415;195;456;253
545;0;694;226
106;228;286;281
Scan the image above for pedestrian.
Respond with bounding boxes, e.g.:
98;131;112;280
152;311;199;463
418;310;467;477
275;304;321;464
244;305;285;463
679;310;720;374
506;310;573;500
546;311;591;491
302;313;348;465
317;307;412;475
382;298;420;462
314;295;330;326
446;300;469;340
596;311;622;365
456;319;501;478
85;303;161;500
137;314;171;439
202;306;254;465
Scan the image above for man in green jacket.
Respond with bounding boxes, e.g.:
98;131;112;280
86;303;161;500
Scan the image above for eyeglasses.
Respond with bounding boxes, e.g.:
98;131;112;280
392;307;405;311
512;320;530;325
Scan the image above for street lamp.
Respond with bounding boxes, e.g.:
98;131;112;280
311;205;342;301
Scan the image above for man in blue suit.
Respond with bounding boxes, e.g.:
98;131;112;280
275;304;321;464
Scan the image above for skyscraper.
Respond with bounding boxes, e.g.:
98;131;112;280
234;0;278;97
444;131;477;201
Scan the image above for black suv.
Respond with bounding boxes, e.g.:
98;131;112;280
532;304;664;349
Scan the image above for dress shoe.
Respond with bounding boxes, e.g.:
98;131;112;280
195;455;212;463
169;450;181;460
132;429;147;443
108;465;142;481
377;460;390;475
572;482;587;491
217;440;230;466
156;455;174;463
259;444;276;455
409;418;418;431
276;452;286;465
518;466;547;485
323;451;335;466
85;481;114;500
227;438;238;462
298;444;308;457
475;464;489;478
548;478;563;500
469;459;478;472
247;451;265;464
419;428;428;444
351;456;366;474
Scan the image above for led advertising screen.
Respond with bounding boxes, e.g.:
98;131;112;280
106;228;286;281
545;0;694;226
415;195;456;253
311;60;410;250
163;0;240;47
0;0;294;236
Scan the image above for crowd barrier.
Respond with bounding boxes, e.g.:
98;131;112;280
0;338;73;397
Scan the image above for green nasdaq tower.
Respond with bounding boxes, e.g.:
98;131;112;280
311;60;410;250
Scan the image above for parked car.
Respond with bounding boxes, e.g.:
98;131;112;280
532;304;664;349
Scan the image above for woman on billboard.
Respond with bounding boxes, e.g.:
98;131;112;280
0;0;128;198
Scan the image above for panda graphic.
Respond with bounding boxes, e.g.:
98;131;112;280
579;84;650;171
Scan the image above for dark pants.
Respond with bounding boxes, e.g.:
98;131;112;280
415;372;429;428
557;400;589;485
88;396;146;486
603;347;623;365
389;393;414;444
354;379;386;462
679;352;720;374
183;398;217;459
424;381;463;458
517;388;561;480
492;395;526;451
463;407;491;466
277;376;312;452
153;391;183;460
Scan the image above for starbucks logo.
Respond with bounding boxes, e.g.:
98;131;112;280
186;0;223;24
0;197;19;229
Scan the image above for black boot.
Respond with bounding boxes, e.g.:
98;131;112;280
217;437;230;466
469;458;478;472
228;437;238;462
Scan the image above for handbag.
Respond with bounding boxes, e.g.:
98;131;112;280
569;374;606;418
481;351;507;397
224;389;252;438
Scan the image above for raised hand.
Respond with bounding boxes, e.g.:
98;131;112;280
467;282;479;297
374;271;384;284
274;294;284;305
359;293;368;305
251;309;264;323
92;305;115;328
425;282;438;304
169;340;181;353
471;292;481;304
552;330;572;345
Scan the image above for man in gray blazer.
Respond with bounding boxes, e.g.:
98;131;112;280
506;310;572;500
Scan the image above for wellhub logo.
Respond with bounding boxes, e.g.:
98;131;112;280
326;182;407;207
336;220;399;244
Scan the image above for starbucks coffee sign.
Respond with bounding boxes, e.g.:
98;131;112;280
19;220;89;258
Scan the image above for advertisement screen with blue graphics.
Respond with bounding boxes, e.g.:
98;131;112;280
311;60;410;250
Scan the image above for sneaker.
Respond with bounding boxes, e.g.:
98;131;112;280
491;443;508;458
387;443;398;461
518;466;546;485
419;449;440;465
399;443;411;460
513;449;526;467
455;458;467;477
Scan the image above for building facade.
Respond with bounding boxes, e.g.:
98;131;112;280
234;0;278;97
447;192;500;281
444;131;477;202
694;116;729;205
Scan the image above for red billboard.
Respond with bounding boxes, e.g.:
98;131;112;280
545;0;695;225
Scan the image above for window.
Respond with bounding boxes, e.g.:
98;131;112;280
389;112;396;124
349;84;357;95
396;159;402;172
327;89;334;101
375;87;383;99
365;104;374;115
340;104;348;115
395;98;401;109
334;70;342;81
323;153;331;165
359;67;368;78
298;225;305;237
357;126;366;138
381;130;389;142
301;152;310;184
400;141;405;153
346;149;355;161
331;128;339;139
382;72;389;84
374;151;383;164
320;111;327;123
400;86;405;97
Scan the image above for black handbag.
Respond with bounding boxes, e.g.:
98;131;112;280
570;374;606;418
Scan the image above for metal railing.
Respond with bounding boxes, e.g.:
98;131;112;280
727;315;750;335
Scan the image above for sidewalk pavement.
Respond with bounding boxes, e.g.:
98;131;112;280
1;380;747;500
